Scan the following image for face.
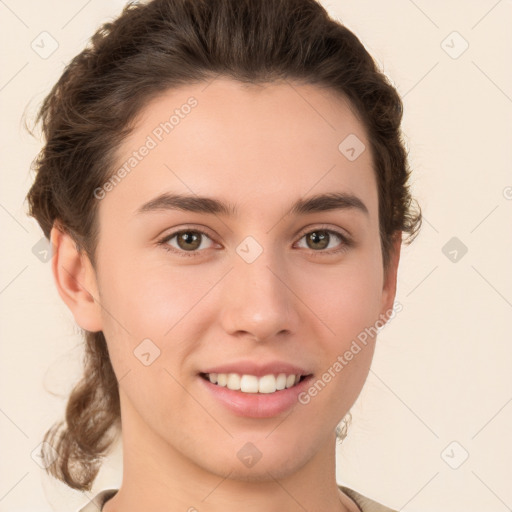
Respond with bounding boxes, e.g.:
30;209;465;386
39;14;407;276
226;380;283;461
77;78;399;481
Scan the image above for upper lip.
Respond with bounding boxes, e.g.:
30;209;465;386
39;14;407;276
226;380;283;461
200;360;312;377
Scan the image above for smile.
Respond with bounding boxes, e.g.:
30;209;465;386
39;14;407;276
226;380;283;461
200;372;308;394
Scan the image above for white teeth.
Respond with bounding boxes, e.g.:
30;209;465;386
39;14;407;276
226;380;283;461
227;373;241;390
240;374;259;393
217;373;227;387
286;374;296;388
276;373;287;390
206;372;304;393
258;374;276;394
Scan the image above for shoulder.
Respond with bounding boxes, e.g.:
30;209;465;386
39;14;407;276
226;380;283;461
339;485;399;512
76;489;118;512
78;486;395;512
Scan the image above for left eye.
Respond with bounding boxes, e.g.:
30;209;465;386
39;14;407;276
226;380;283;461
158;227;350;256
161;229;215;253
295;229;347;252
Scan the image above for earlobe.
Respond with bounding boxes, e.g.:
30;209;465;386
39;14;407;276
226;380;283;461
50;224;103;332
380;231;402;322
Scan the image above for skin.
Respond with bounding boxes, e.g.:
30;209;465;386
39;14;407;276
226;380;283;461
51;77;401;512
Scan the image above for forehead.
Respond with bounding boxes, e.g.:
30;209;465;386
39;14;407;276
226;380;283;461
99;77;378;223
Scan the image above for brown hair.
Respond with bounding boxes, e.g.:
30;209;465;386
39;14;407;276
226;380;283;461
26;0;421;491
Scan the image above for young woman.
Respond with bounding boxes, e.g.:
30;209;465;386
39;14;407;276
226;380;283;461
26;0;421;510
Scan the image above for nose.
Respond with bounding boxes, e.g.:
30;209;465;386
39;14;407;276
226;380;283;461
218;246;300;343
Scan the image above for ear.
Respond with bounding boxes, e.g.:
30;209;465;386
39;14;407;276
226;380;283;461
50;223;103;332
379;231;402;322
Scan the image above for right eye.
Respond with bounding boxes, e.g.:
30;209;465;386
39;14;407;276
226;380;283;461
158;228;217;257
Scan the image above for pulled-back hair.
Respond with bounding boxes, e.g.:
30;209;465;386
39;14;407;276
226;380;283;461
26;0;421;491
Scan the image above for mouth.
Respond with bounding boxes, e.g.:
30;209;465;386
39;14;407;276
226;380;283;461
199;372;311;394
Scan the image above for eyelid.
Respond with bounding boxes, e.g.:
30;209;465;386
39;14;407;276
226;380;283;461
294;223;351;241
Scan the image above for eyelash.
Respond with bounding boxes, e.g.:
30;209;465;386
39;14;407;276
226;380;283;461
157;225;353;258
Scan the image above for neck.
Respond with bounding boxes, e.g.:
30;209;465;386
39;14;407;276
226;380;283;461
102;390;354;512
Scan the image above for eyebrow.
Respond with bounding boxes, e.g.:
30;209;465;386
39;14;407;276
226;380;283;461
135;191;369;217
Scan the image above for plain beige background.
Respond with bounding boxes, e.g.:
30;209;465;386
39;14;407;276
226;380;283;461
1;1;511;511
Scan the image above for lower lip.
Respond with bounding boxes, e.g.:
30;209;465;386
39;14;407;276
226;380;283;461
199;375;313;418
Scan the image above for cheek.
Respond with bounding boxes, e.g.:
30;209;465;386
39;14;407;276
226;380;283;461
304;252;384;344
297;258;384;420
95;253;218;377
97;251;200;333
94;260;197;414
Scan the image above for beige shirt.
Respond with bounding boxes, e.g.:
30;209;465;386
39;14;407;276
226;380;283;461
77;486;397;511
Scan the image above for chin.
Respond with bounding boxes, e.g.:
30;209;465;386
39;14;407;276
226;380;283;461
197;441;313;483
212;459;301;483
